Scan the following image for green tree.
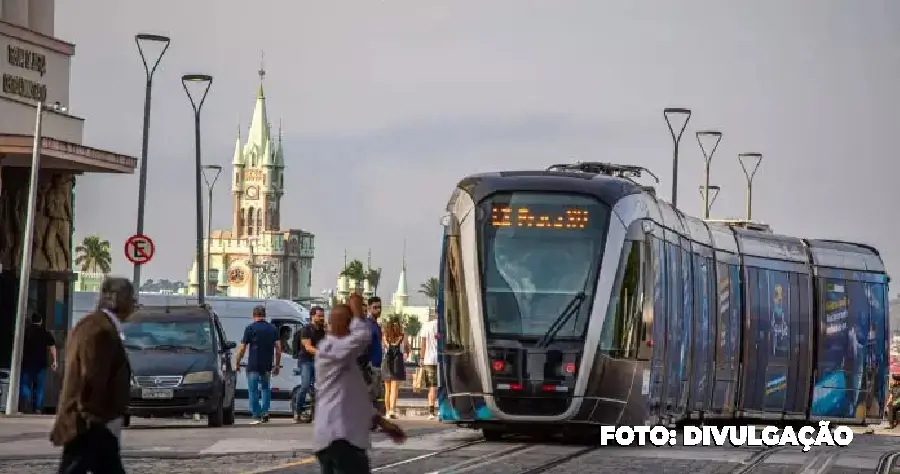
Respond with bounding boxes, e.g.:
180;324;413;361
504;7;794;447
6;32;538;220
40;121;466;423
365;267;382;295
389;313;422;339
419;277;439;305
74;235;112;273
341;259;365;283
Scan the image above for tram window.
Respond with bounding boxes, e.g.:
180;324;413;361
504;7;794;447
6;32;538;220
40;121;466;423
599;240;646;359
442;235;471;351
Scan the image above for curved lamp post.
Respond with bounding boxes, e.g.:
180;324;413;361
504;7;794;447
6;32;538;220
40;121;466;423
202;164;222;296
698;185;721;217
695;130;723;219
663;107;692;208
182;74;213;305
738;152;763;221
133;34;171;294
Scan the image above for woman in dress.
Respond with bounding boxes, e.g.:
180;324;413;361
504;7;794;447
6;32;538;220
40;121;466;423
381;319;409;418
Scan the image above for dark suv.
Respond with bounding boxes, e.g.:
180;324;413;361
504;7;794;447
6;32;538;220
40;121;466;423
123;305;237;427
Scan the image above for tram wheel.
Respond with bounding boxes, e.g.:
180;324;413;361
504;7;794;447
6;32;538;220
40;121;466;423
482;428;504;441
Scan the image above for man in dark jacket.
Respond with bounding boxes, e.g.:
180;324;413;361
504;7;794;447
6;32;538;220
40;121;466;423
51;277;134;474
20;312;57;413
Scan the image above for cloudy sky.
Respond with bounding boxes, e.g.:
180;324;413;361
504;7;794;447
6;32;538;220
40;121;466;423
59;0;900;301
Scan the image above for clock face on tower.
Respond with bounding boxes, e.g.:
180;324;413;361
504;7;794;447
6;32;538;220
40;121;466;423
245;186;259;199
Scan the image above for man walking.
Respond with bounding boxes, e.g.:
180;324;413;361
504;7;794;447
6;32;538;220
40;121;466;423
418;315;439;420
314;302;405;473
234;305;281;425
51;277;134;474
293;306;326;422
21;312;58;414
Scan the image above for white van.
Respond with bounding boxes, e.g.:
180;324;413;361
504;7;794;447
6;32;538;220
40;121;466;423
72;292;309;416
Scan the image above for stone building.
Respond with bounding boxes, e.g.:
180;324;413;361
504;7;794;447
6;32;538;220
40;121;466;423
0;0;137;398
185;67;314;299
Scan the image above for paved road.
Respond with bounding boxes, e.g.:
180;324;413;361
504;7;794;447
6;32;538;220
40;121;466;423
1;417;898;473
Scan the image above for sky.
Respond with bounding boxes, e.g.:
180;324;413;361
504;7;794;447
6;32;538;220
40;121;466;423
58;0;900;303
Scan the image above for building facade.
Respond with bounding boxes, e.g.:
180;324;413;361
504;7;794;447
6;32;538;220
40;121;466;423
186;69;314;299
0;0;137;407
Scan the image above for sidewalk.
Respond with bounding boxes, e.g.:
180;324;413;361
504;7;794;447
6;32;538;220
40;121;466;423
395;397;433;417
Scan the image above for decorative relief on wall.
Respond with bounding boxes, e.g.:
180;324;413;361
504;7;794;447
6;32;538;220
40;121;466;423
0;169;74;273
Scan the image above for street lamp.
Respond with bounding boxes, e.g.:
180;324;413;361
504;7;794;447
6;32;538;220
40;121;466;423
663;107;692;208
202;164;222;296
182;74;213;305
6;101;66;415
696;130;723;219
132;33;171;295
738;152;763;221
698;185;721;217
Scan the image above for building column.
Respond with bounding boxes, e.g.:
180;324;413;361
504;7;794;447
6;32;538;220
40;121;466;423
28;0;54;37
2;0;29;28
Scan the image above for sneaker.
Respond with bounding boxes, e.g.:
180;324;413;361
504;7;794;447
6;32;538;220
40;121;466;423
250;419;263;425
428;414;436;420
293;414;301;424
261;413;270;423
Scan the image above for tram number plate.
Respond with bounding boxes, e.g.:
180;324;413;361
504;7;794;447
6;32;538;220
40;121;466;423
141;388;174;399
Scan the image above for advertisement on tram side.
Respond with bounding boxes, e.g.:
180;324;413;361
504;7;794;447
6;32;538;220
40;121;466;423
762;270;790;412
811;279;853;418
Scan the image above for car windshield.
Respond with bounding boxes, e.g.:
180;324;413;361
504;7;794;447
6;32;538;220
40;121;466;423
123;320;214;352
478;192;608;338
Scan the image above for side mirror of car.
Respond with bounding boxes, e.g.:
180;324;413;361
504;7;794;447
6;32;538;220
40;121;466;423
225;341;237;350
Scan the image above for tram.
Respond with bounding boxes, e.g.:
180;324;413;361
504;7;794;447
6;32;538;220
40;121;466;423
435;162;890;438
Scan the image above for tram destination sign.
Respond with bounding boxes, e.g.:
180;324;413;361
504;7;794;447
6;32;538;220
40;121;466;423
2;45;48;102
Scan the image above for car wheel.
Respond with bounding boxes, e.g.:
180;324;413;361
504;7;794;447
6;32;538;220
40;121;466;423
122;415;131;428
208;403;224;428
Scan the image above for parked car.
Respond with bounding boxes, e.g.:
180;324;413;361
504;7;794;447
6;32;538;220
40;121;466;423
124;305;237;428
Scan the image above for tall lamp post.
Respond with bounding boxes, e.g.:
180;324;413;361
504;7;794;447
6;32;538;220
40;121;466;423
5;101;66;415
696;130;723;219
132;34;171;295
202;164;222;296
182;74;213;305
738;152;763;221
663;107;692;208
698;185;721;217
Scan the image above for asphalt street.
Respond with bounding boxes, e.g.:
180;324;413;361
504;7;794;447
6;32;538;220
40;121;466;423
0;416;898;474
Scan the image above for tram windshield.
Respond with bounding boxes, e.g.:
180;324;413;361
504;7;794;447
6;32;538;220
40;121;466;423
478;192;609;338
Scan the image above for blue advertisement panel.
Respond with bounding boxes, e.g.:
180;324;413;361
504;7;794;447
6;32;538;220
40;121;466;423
866;282;888;418
847;281;870;419
690;256;711;410
762;270;790;412
649;238;667;414
811;278;853;418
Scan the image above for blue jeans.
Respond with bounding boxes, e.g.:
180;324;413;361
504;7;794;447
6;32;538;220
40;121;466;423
247;371;271;419
293;361;315;414
20;367;47;412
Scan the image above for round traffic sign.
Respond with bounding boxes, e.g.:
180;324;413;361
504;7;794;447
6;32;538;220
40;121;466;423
125;234;155;265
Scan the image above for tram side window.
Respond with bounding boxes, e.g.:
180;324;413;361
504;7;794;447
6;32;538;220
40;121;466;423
599;240;646;359
442;235;472;351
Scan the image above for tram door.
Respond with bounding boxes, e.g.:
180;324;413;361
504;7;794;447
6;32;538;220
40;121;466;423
647;235;667;422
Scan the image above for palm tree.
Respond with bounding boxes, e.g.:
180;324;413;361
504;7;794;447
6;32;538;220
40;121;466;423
74;235;112;274
365;267;382;295
419;277;439;306
341;259;366;291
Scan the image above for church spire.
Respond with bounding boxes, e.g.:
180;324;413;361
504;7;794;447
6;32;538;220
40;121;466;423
394;240;408;308
246;51;270;159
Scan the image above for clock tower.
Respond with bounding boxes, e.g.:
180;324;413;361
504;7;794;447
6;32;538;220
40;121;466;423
231;63;285;238
188;59;314;301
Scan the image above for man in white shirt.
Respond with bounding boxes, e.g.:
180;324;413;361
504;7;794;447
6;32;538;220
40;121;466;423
314;299;405;473
418;317;439;420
